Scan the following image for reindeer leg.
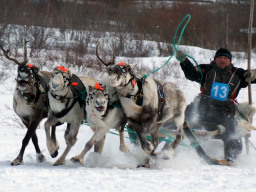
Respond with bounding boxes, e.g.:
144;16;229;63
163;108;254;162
119;131;129;152
11;120;40;166
21;118;45;162
94;136;106;154
161;125;184;160
135;125;155;155
119;120;129;152
45;116;59;158
71;123;110;165
31;132;46;163
54;123;79;166
50;125;59;156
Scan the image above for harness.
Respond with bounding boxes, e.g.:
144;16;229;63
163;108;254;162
125;78;144;106
17;66;49;106
49;73;87;119
87;83;121;119
120;65;166;121
101;100;121;118
155;80;166;121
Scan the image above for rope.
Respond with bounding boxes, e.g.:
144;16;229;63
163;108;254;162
235;105;249;122
82;120;199;148
143;14;191;79
124;127;197;148
142;14;203;84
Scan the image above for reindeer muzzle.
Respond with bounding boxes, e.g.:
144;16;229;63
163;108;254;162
17;81;31;92
95;106;106;112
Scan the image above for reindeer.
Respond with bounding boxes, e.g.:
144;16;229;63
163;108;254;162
45;66;97;165
0;41;55;165
96;44;187;161
71;82;129;165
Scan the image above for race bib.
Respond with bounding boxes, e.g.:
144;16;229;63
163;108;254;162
210;82;229;101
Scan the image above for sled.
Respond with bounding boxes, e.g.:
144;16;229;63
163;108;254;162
126;121;232;166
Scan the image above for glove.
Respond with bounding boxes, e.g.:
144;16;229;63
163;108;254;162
176;50;186;62
244;70;256;82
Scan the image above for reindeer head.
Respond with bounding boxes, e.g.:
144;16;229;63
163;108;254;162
107;62;137;88
87;83;108;117
50;66;73;93
96;43;137;95
16;64;39;93
1;41;40;93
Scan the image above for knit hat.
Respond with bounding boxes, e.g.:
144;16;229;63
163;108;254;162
214;48;232;61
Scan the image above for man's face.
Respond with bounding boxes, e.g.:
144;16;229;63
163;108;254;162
215;56;231;69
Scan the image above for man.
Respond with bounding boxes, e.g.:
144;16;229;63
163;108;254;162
176;48;256;162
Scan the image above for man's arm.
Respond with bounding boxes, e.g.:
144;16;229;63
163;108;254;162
180;58;204;83
176;50;207;83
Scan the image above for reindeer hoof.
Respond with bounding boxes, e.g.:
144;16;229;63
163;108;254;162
51;150;58;158
159;149;175;160
71;157;84;165
53;161;64;166
120;144;129;153
36;153;46;163
11;158;24;166
142;141;155;154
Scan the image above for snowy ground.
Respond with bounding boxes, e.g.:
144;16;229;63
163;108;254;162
0;46;256;192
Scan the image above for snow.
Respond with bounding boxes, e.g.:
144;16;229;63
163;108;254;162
0;45;256;192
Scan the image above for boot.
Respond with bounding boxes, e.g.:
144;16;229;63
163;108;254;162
224;139;242;162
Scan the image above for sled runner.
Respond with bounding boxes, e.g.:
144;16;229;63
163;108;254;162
183;121;231;166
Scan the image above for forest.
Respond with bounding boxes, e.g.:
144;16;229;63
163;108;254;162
0;0;254;68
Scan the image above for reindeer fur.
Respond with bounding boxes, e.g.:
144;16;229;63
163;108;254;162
1;42;54;166
235;102;256;137
105;63;187;158
71;78;129;164
45;66;97;166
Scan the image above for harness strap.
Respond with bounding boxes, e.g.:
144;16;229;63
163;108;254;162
155;80;166;121
125;78;144;106
21;73;48;105
49;74;86;119
49;96;79;118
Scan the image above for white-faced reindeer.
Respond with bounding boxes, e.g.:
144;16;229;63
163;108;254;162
96;44;187;160
45;66;97;165
71;82;129;165
1;41;55;165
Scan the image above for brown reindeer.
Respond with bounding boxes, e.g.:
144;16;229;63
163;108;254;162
96;44;187;162
1;41;56;165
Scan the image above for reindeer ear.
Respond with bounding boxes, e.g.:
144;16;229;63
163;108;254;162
88;85;93;92
129;63;137;70
103;85;107;90
68;67;74;76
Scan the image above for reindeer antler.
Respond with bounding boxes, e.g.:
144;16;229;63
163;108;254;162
0;40;28;66
96;42;115;66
